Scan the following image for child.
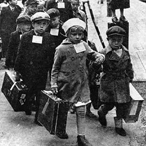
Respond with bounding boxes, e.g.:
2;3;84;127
5;14;31;69
51;18;105;145
98;25;134;136
14;12;54;125
0;0;21;58
46;8;66;69
109;0;130;23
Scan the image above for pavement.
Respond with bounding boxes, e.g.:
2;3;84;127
1;0;146;146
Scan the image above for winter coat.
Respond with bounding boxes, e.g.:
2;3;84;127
51;39;104;103
5;30;21;68
99;45;134;103
14;30;54;90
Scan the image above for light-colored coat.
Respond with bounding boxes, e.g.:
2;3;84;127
51;39;104;103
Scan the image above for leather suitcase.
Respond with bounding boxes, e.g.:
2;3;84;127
38;90;69;135
1;71;28;111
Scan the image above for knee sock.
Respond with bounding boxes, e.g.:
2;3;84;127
76;106;86;136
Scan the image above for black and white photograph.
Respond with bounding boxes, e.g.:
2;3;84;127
0;0;146;146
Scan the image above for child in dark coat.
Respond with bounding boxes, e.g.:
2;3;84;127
5;14;31;68
51;18;105;145
98;25;134;136
14;12;54;125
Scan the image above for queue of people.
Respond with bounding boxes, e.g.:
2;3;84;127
0;0;134;146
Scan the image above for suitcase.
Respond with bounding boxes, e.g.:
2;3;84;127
123;83;144;123
1;71;28;111
38;90;69;135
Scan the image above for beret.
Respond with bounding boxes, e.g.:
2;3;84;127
62;18;86;33
25;0;39;6
31;12;50;22
16;15;31;24
47;8;60;18
106;25;126;37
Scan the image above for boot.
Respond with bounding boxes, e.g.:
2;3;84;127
114;117;126;136
77;135;93;146
98;110;107;127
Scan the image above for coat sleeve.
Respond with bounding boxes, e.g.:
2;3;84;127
51;47;64;87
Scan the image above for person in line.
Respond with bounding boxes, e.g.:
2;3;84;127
51;18;105;145
14;12;54;125
98;25;134;136
5;14;31;69
0;0;21;58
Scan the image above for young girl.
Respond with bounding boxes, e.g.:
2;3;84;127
51;18;104;145
98;25;134;136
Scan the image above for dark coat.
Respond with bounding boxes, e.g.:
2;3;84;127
14;30;54;90
51;39;105;103
99;45;134;103
46;24;66;69
46;0;73;22
5;30;21;68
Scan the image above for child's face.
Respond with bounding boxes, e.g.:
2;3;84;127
32;20;49;34
71;0;79;12
27;4;37;15
50;16;60;28
68;29;83;44
9;0;17;6
108;35;123;49
21;23;31;33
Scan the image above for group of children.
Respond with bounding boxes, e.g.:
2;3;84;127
1;0;134;146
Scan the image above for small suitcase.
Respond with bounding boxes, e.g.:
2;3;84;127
38;90;69;135
1;71;28;111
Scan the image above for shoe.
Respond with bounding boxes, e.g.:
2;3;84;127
25;110;31;115
86;111;97;119
34;119;42;126
119;16;127;22
56;132;69;139
115;128;127;136
112;16;118;23
77;135;93;146
98;111;107;127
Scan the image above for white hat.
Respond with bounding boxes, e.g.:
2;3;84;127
31;12;50;22
62;18;86;33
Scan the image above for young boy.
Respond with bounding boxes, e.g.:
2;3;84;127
14;12;53;125
51;18;104;145
98;25;134;136
5;14;31;69
0;0;21;58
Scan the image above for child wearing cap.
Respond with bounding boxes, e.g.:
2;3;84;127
5;15;31;68
51;18;104;145
98;25;134;136
14;12;54;125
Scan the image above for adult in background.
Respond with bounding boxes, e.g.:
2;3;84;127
0;0;21;58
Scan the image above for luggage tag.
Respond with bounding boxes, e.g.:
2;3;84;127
50;28;59;36
73;42;86;53
57;1;65;8
32;35;43;44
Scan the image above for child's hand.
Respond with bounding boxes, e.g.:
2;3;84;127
95;55;105;64
15;72;21;81
51;84;58;95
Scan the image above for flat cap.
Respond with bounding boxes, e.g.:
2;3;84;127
62;18;86;33
31;12;50;22
16;15;31;24
47;8;60;18
106;26;126;37
25;0;39;6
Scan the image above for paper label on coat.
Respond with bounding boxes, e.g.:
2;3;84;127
32;35;43;44
57;2;65;8
73;42;86;53
50;28;59;36
20;35;22;39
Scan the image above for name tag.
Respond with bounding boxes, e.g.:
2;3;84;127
50;28;59;36
32;35;43;44
73;42;86;53
20;35;22;39
57;2;65;8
